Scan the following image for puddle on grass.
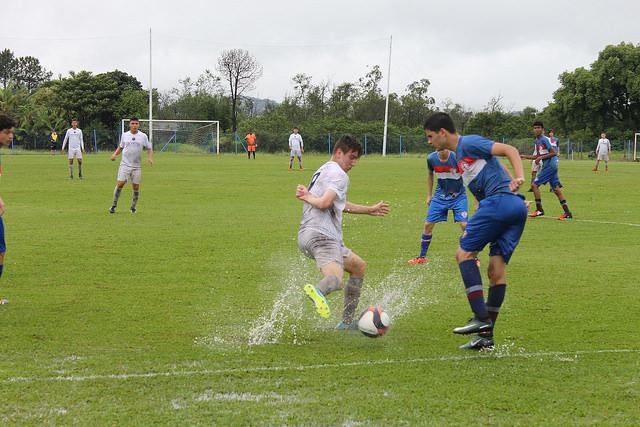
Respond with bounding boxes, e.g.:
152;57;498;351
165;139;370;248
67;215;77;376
196;253;459;349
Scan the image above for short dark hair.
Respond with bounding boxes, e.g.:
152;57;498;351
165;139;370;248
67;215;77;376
533;121;544;128
0;112;16;131
71;118;78;122
333;134;362;158
424;112;456;133
130;117;140;123
293;126;299;130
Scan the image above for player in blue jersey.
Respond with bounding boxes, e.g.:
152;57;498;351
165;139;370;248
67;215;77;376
521;121;573;219
423;112;528;350
0;113;16;305
408;149;468;264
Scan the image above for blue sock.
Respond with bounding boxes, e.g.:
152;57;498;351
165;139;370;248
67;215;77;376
419;233;432;257
459;259;489;320
487;284;506;326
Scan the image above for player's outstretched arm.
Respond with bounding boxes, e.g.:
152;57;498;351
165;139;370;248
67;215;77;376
296;185;337;210
345;201;390;216
491;143;524;192
111;146;122;161
61;130;69;152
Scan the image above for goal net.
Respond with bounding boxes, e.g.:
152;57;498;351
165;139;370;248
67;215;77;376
120;119;220;154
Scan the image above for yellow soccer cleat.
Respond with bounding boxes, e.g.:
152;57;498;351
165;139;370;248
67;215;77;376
303;284;331;319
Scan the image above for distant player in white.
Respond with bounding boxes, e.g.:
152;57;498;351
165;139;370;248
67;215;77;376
288;127;304;170
109;118;153;214
61;119;85;179
593;132;611;172
296;135;390;329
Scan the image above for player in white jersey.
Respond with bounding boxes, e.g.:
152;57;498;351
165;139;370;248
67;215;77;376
593;132;611;172
296;135;390;329
288;127;304;170
109;118;153;214
61;119;85;179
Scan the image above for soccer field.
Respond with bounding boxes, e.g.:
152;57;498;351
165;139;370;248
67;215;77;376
0;152;638;425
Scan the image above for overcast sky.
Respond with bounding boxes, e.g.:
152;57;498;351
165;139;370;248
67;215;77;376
2;0;638;111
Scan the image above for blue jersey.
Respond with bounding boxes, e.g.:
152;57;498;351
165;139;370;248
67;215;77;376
427;151;465;201
534;135;558;168
455;135;512;201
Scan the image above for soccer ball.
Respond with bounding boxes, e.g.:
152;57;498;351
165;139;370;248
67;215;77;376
357;306;391;338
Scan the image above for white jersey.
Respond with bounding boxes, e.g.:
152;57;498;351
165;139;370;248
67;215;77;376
62;128;84;151
596;138;610;155
289;133;303;151
299;161;349;242
119;131;151;168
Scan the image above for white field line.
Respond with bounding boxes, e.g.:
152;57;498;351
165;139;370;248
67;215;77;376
3;349;638;384
538;216;640;227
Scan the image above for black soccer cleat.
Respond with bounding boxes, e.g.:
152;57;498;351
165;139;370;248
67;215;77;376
130;208;137;214
453;318;493;335
109;206;116;214
459;334;495;351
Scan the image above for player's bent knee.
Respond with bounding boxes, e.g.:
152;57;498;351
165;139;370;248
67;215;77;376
455;248;476;263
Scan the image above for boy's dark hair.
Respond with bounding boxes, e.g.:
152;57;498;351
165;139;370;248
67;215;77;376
333;134;362;158
0;112;16;131
424;112;456;133
71;118;78;122
130;117;140;123
533;121;544;128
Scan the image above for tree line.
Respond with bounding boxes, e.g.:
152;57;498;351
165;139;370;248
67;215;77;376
0;43;638;152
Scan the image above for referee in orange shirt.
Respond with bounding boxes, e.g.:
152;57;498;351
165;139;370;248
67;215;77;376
245;130;257;159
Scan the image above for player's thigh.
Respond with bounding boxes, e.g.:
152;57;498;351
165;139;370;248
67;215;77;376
0;217;6;256
531;160;540;172
343;251;365;277
117;165;131;183
452;196;469;223
426;199;449;223
297;230;344;269
131;169;142;185
489;197;527;264
460;198;505;254
533;166;556;186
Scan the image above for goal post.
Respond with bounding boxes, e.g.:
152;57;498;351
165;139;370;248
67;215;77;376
120;119;220;155
634;133;640;161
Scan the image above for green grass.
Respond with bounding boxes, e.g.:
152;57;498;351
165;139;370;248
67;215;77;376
0;152;639;425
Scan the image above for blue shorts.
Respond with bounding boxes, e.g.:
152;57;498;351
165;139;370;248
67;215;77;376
459;194;527;264
426;195;468;223
534;165;562;189
0;217;5;253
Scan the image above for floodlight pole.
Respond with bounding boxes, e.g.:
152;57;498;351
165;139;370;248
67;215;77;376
382;35;392;157
149;27;153;145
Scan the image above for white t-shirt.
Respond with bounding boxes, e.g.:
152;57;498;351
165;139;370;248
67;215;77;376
119;131;151;168
299;161;349;241
596;138;610;155
62;128;84;151
289;133;303;151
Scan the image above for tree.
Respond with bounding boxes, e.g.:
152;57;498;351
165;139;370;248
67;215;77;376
15;56;52;92
551;42;640;138
399;78;436;127
216;49;262;133
0;49;17;90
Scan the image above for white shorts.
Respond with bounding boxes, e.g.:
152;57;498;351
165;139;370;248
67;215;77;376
290;149;302;157
298;229;352;269
531;159;540;172
68;148;83;160
597;152;609;161
117;165;142;184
